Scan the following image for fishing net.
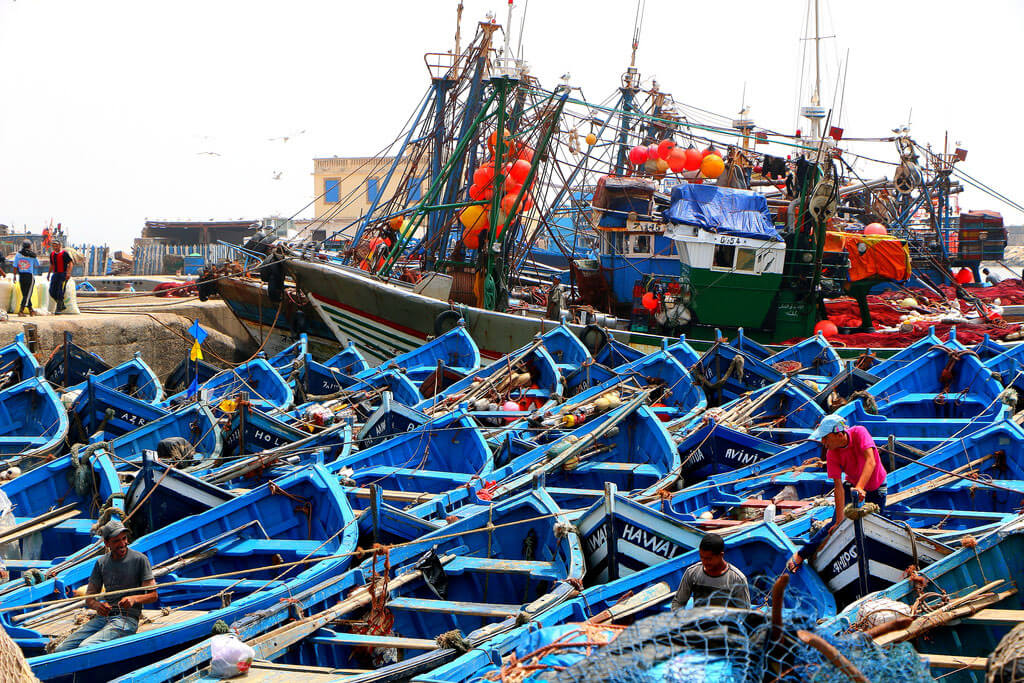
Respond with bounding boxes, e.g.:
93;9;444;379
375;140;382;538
540;581;935;683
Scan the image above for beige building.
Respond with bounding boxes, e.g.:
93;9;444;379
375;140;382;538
312;156;427;240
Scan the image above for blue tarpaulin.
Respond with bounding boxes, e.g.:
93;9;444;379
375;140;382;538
663;184;782;241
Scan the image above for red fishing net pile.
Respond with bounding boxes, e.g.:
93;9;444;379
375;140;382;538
811;279;1024;348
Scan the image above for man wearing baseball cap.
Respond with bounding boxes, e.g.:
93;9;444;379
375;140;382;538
787;414;887;572
53;520;157;652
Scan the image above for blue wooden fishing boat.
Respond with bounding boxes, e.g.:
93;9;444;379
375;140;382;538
100;402;223;469
64;353;163;404
866;327;960;380
5;463;359;682
664;337;702;369
265;333;309;388
577;483;703;584
0;333;41;390
425;522;837;683
414;339;563;414
592;335;645;368
67;377;169;445
162;357;219;396
985;341;1024;394
729;327;772;362
0;375;69;469
251;490;583;683
971;333;1007;362
0;449;121;584
538;323;591;377
829;516;1024;681
764;331;842;381
737;379;826;445
692;339;790;406
362;321;482;384
44;334;110;389
673;418;786;484
844;340;1005;420
491;396;678;510
123;449;236;537
217;400;309;461
327;408;492;516
565;347;706;422
161;357;294;414
114;489;585;683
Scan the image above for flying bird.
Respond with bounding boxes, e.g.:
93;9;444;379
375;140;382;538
197;151;221;157
272;171;283;180
268;129;307;143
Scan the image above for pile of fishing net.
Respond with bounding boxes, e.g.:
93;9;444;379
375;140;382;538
542;607;933;683
470;579;934;682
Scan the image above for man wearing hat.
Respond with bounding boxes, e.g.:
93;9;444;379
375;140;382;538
53;520;157;652
787;414;887;572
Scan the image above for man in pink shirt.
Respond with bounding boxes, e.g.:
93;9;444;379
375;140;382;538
812;414;888;529
787;414;887;572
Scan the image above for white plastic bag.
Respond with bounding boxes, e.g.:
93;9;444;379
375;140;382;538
209;633;254;679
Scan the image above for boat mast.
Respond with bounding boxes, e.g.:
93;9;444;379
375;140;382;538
615;1;644;174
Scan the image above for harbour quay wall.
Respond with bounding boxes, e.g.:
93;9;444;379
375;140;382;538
0;298;256;379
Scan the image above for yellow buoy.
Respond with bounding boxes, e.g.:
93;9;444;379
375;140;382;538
585;133;597;146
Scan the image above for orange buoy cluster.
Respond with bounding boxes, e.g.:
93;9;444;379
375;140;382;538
460;128;536;249
629;140;725;179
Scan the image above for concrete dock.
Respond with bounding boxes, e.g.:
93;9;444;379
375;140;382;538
0;295;257;378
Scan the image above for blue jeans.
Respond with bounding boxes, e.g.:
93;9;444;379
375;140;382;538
52;614;138;652
797;484;887;560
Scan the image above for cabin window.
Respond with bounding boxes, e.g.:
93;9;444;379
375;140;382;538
631;234;652;256
324;178;340;203
712;244;735;268
734;247;757;273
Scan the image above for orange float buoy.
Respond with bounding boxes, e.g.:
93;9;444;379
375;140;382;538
683;148;702;171
700;154;725;179
863;222;888;236
667;147;687;173
814;320;839;337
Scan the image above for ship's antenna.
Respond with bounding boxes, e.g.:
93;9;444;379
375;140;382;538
837;48;850;128
629;0;646;68
503;0;514;57
454;1;463;56
516;0;529;58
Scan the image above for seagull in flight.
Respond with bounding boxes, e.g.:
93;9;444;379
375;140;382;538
272;171;283;180
268;129;307;143
197;151;222;157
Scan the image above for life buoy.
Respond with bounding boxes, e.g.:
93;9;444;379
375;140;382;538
434;309;463;336
577;324;610;355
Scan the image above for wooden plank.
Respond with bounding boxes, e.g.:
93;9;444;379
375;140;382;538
921;654;988;670
385;596;520;618
888;454;995;505
0;505;80;546
446;557;560;579
347;487;437;504
961;608;1024;625
310;633;438;650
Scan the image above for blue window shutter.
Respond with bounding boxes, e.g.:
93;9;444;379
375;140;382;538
324;178;340;203
408;176;424;202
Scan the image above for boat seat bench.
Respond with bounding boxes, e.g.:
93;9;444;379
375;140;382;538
311;633;437;650
445;557;563;580
386;596;521;618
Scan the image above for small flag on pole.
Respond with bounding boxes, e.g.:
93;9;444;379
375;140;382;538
187;375;199;398
190;340;204;361
188;319;208;343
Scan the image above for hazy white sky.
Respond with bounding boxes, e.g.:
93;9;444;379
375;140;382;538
1;0;1021;249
